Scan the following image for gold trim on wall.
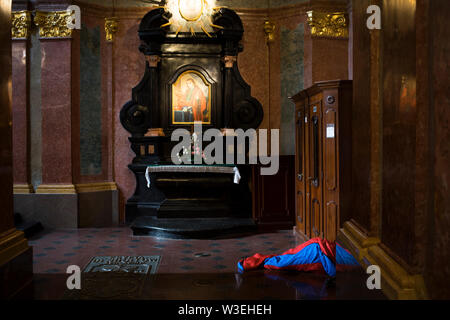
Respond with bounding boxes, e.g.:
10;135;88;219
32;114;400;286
105;17;119;42
35;184;77;194
13;184;34;194
34;183;118;194
75;182;118;193
306;11;348;39
11;10;31;39
338;221;428;300
34;10;73;38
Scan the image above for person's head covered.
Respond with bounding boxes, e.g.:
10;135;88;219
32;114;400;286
186;77;195;89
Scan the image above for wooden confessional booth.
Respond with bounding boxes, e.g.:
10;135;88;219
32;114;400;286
291;80;352;242
120;8;263;238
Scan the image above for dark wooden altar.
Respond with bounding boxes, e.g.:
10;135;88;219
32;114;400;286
120;7;263;237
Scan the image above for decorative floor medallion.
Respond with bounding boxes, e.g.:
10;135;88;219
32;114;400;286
65;256;161;300
83;255;161;274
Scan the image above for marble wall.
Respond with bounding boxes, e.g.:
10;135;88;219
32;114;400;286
80;24;102;176
280;24;304;155
0;0;14;233
112;17;144;222
238;14;270;131
76;9;115;184
29;30;42;190
12;3;118;228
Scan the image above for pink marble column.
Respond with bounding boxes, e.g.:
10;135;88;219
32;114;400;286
104;32;114;182
113;19;143;222
37;39;75;191
12;39;33;193
0;0;14;233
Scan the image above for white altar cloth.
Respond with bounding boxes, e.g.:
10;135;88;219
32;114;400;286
145;165;241;188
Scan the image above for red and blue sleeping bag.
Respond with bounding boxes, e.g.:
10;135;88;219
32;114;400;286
237;238;359;277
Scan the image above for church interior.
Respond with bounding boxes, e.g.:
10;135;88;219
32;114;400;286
0;0;449;301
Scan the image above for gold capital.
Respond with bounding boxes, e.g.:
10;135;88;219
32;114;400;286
306;11;348;39
263;20;276;43
12;11;32;39
223;56;237;68
34;10;73;38
146;55;161;67
105;17;119;42
36;184;77;194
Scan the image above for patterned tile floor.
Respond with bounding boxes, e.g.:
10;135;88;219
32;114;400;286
29;228;299;274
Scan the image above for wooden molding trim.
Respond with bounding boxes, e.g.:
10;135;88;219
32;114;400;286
345;220;380;248
0;229;29;267
13;184;34;194
75;182;118;193
35;184;77;194
338;221;428;300
337;221;378;261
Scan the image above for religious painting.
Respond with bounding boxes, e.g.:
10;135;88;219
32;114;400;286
172;70;211;124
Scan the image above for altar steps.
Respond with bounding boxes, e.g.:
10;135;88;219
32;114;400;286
130;216;256;239
157;199;246;219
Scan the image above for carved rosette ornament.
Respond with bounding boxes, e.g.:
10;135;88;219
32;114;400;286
105;17;119;42
306;11;348;39
34;11;73;38
11;11;32;39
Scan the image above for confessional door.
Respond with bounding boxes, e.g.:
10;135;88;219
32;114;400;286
295;104;306;237
307;97;324;239
294;94;324;239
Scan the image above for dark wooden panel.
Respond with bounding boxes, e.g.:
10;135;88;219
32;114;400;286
295;105;306;235
351;0;373;232
427;0;450;299
253;155;295;229
326;201;338;242
381;0;417;266
312;199;321;238
309;99;323;238
0;246;33;299
297;190;304;225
